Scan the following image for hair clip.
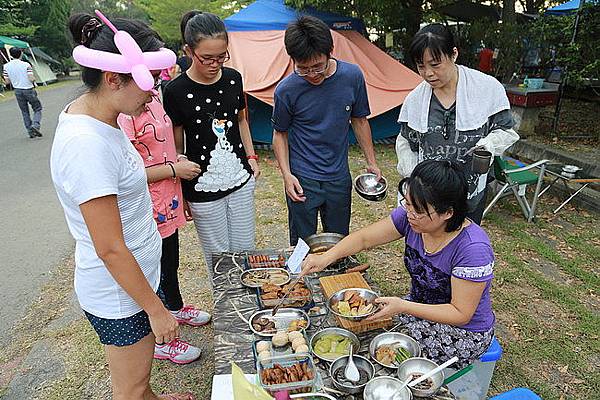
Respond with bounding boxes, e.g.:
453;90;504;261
72;9;176;91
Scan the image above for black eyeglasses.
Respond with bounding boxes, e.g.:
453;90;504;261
434;110;453;140
192;50;231;66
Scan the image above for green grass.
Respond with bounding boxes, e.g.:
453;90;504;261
1;144;598;399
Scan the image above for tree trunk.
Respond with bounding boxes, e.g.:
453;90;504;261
402;0;423;69
503;0;516;23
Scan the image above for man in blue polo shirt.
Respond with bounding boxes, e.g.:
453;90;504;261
272;16;380;246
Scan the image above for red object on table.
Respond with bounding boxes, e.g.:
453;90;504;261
506;91;558;108
478;48;494;73
274;391;291;400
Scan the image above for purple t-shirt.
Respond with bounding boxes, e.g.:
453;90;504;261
391;207;495;332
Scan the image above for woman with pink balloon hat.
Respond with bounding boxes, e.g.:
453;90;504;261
50;10;194;400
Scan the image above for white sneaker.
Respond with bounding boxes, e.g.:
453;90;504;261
154;338;201;365
171;305;211;327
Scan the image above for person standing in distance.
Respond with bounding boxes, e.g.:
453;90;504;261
2;47;43;138
272;16;381;246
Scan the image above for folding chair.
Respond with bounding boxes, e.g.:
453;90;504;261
483;156;550;222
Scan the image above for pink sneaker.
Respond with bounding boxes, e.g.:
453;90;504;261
171;305;211;327
154;338;201;365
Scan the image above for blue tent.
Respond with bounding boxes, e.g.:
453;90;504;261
225;0;365;33
223;0;421;143
546;0;597;15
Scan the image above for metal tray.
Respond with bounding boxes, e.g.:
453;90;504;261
252;331;311;365
256;277;315;311
240;268;291;288
257;353;317;395
249;308;310;337
245;250;290;270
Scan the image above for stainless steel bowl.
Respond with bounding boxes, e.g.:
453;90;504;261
397;357;444;398
369;332;421;369
305;232;345;254
309;327;360;362
364;376;413;400
330;354;375;394
354;173;388;202
327;288;379;321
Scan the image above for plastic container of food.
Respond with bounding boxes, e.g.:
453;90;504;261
257;353;317;395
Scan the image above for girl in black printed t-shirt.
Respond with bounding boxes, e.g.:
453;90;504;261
163;11;259;273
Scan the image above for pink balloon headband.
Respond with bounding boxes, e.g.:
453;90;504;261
72;9;176;91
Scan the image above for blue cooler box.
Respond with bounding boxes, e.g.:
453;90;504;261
490;388;541;399
444;337;503;400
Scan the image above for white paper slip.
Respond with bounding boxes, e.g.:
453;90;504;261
210;373;257;400
286;238;310;274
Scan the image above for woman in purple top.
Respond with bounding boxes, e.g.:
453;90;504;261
301;159;494;368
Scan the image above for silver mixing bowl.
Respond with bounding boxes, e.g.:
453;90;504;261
397;357;444;398
310;327;360;363
329;354;375;394
305;232;345;253
354;173;388;202
327;288;379;321
364;376;413;400
369;332;421;369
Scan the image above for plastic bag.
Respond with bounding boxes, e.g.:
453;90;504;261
475;128;519;157
395;134;419;178
232;362;273;400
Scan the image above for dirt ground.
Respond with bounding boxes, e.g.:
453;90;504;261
1;144;598;400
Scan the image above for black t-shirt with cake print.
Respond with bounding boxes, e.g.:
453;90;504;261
163;67;252;203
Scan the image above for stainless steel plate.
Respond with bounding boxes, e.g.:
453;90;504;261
249;308;310;337
241;268;291;288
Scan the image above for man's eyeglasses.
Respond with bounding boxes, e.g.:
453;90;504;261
294;59;329;77
192;50;231;66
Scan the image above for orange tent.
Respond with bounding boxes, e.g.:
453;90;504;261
224;0;422;142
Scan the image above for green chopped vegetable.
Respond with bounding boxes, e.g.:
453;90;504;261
395;346;411;364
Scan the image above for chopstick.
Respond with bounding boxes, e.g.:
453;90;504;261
271;275;303;316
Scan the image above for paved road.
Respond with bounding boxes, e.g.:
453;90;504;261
0;81;80;344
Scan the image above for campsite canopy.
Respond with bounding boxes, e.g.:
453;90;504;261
438;0;501;22
0;35;29;49
545;0;597;15
0;37;56;84
224;0;422;142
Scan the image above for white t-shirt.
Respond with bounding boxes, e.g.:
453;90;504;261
50;110;162;319
2;59;34;89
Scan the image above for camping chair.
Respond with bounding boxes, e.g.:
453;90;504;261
483;156;549;222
